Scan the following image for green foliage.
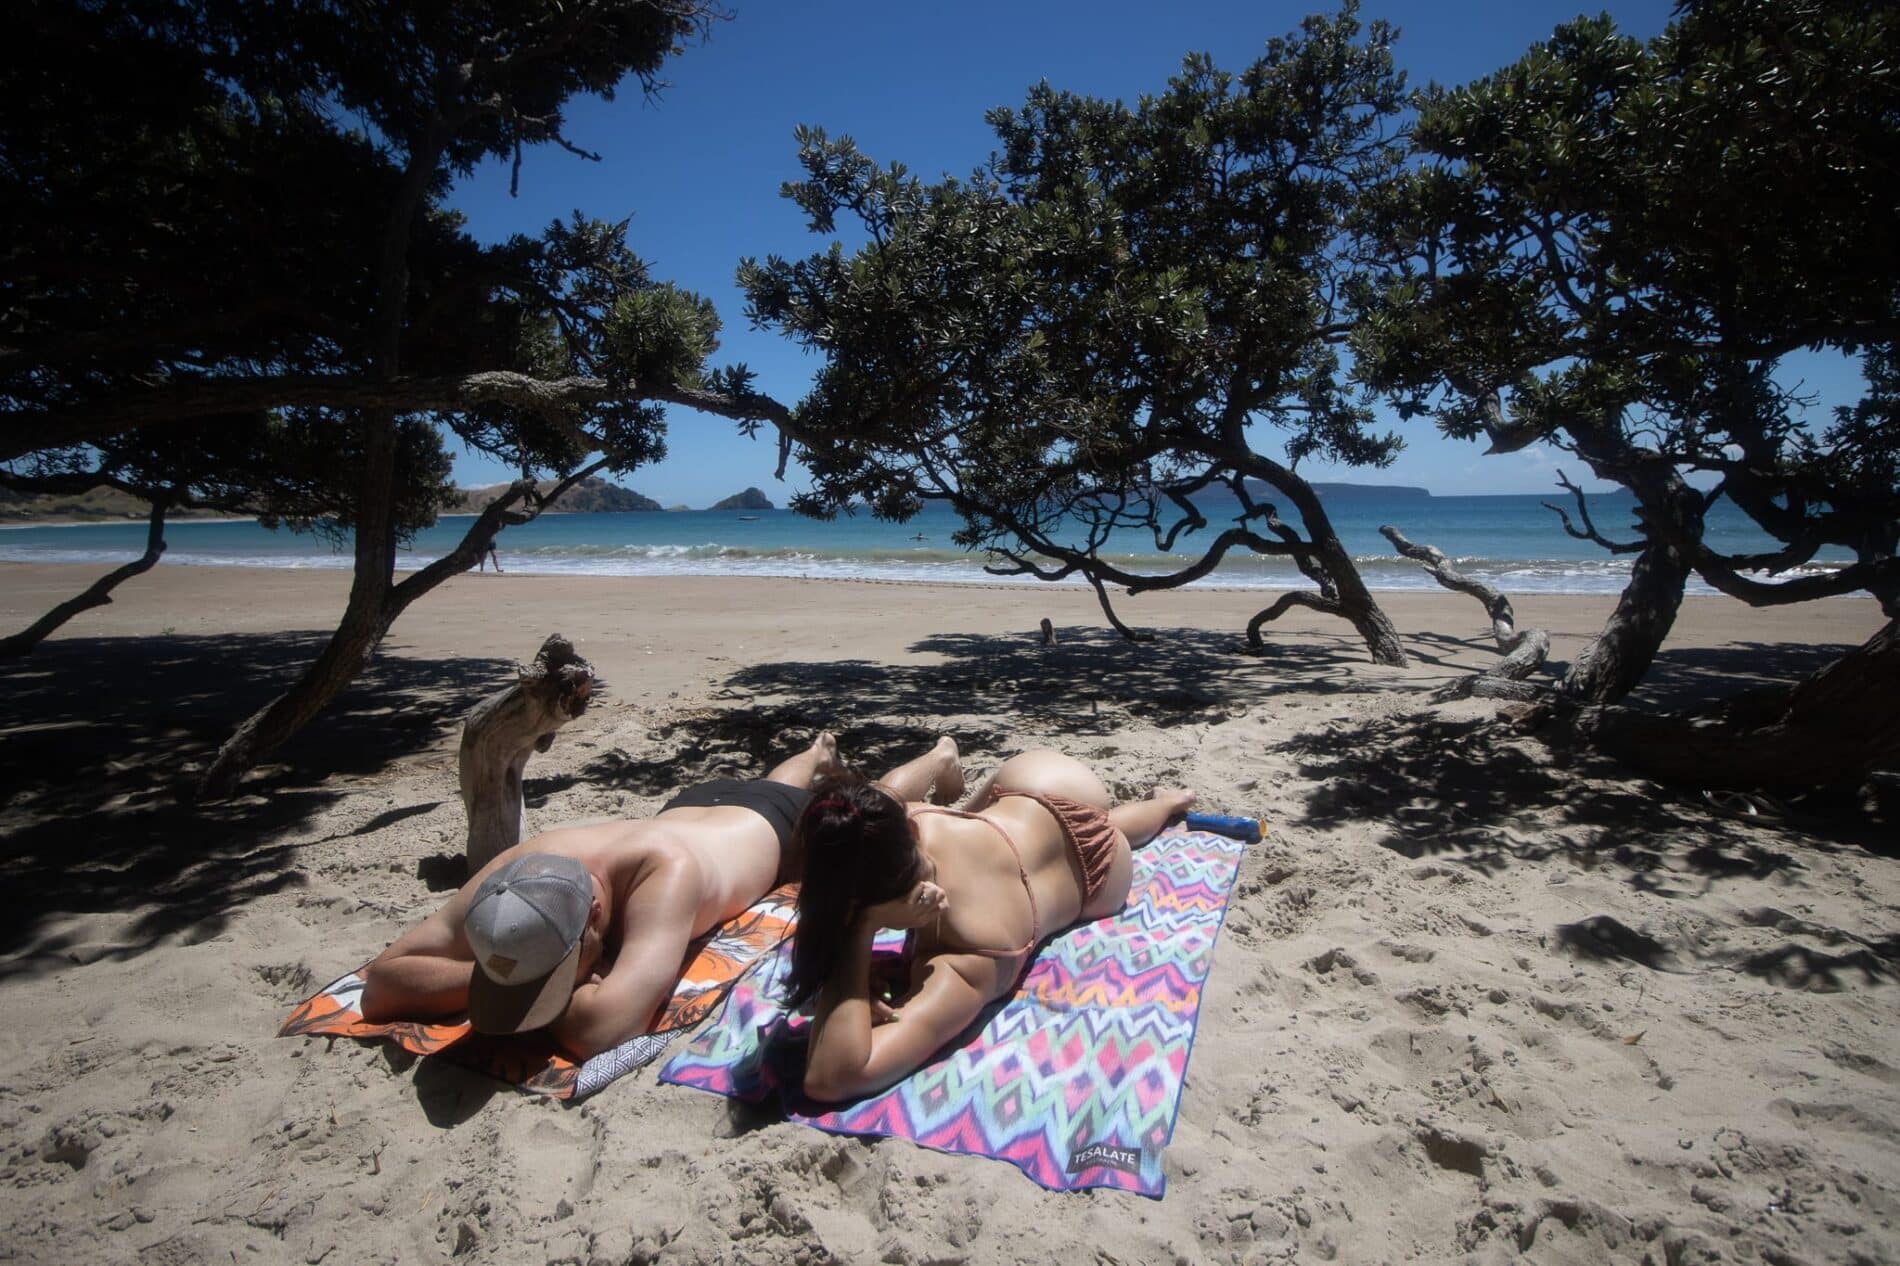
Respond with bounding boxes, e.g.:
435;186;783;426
2;0;724;528
1357;0;1899;587
745;6;1408;588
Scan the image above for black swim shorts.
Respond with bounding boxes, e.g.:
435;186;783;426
658;778;812;848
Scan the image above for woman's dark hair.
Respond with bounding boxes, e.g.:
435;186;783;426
784;769;921;1008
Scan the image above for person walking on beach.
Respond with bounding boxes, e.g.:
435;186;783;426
478;545;503;572
359;734;966;1059
786;749;1194;1101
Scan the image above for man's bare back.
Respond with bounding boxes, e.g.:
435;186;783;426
360;733;843;1058
357;734;966;1060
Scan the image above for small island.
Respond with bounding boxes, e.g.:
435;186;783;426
709;487;775;511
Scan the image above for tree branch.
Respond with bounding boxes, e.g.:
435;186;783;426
1245;590;1341;649
1542;469;1645;554
3;373;806;463
0;497;169;656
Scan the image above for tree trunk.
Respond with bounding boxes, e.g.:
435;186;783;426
1575;617;1900;790
1319;535;1408;667
0;501;168;656
1238;454;1407;667
197;110;445;802
193;471;595;800
461;635;596;871
1560;539;1692;703
1552;420;1707;705
194;567;394;799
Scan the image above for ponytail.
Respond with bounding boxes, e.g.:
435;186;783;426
784;770;919;1008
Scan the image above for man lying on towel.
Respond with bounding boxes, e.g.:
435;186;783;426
360;733;964;1059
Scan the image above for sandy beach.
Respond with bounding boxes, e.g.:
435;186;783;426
0;562;1893;1265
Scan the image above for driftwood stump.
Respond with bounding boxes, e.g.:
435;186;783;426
460;634;596;872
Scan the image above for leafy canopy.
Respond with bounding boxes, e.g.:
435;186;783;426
2;0;731;519
744;6;1407;586
1354;0;1899;600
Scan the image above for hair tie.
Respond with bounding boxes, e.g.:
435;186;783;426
815;793;859;822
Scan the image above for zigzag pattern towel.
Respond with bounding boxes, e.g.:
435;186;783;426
660;828;1247;1195
280;887;798;1100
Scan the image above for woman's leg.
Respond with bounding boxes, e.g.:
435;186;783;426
874;736;964;804
764;731;841;788
1108;788;1196;850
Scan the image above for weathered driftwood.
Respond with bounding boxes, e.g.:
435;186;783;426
460;634;596;872
1381;523;1554;701
1436;630;1558;702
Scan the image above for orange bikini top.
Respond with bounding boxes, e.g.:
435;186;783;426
908;805;1039;958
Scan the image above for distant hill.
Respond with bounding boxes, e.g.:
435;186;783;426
449;476;660;513
710;487;775;511
2;473;665;523
0;485;231;522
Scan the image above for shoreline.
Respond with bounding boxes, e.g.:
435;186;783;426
0;558;1884;629
0;555;1874;601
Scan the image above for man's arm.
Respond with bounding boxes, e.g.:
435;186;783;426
359;906;475;1022
547;855;703;1059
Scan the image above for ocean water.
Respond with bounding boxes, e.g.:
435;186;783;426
0;490;1852;596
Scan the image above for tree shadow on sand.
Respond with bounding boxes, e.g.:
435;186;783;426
1289;634;1897;994
552;625;1378;802
0;630;516;973
1292;707;1889;878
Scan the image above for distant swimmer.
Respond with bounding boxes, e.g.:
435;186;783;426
911;533;928;541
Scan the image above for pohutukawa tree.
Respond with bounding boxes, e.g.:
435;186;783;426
1355;0;1899;786
3;1;799;795
0;414;453;656
743;6;1413;664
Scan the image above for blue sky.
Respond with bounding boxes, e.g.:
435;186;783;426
444;1;1855;506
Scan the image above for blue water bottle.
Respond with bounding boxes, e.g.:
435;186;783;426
1184;811;1262;842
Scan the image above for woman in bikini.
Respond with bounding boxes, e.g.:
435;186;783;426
785;748;1194;1102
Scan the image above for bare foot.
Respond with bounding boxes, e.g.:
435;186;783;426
930;736;965;804
811;731;841;777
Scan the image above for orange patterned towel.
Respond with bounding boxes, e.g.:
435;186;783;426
279;886;798;1099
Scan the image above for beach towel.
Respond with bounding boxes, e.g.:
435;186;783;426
279;886;798;1100
660;827;1249;1196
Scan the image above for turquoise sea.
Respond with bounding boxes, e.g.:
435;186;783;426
0;489;1851;596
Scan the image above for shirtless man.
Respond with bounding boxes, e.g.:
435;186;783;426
359;733;963;1059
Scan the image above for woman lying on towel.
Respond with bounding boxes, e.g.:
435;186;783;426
786;749;1194;1102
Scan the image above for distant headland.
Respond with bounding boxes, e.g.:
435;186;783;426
1243;479;1431;501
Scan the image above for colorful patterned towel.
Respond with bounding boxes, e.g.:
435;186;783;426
280;886;799;1100
660;828;1248;1196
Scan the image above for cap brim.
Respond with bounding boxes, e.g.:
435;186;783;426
467;938;582;1036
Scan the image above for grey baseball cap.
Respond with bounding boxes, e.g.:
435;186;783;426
463;853;594;1034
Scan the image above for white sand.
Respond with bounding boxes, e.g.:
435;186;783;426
0;565;1893;1264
